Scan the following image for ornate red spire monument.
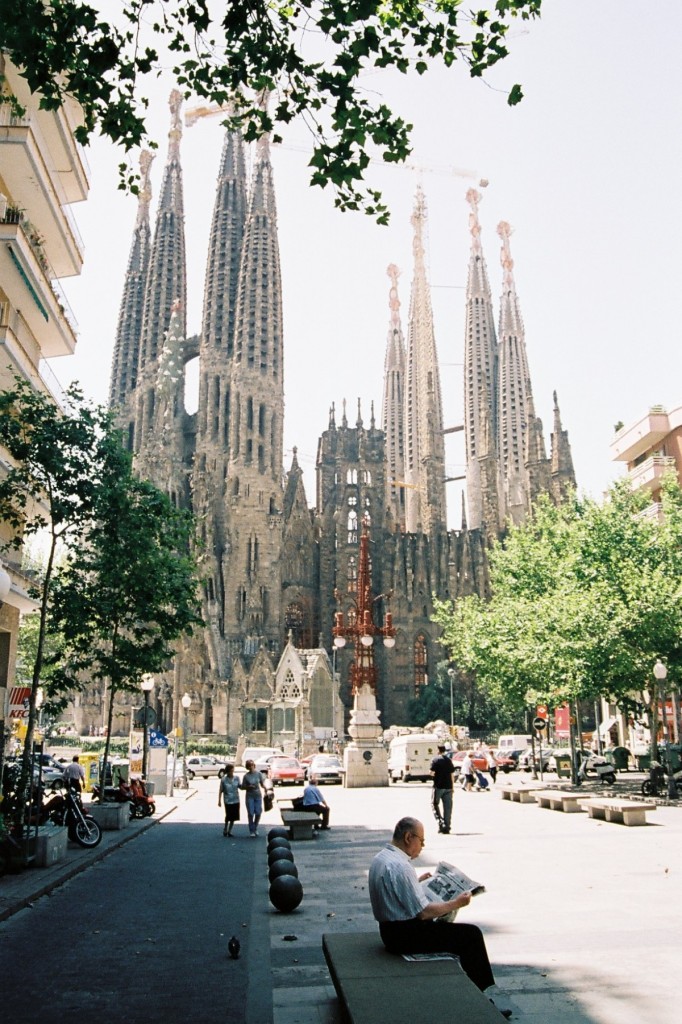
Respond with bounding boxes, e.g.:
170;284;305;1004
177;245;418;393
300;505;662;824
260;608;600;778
333;518;395;787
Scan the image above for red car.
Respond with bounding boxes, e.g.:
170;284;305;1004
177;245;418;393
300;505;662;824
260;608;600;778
447;750;492;775
266;756;306;786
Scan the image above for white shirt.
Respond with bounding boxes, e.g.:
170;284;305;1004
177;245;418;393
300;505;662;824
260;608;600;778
368;843;430;923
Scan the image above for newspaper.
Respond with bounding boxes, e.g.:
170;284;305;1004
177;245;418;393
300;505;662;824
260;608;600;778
421;860;486;904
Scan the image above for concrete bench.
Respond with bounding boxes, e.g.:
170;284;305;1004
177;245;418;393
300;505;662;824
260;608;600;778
499;783;546;804
86;802;130;830
322;932;505;1023
534;790;589;813
580;798;656;827
281;810;317;840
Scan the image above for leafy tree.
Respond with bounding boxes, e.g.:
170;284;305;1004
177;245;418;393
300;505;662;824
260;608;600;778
48;432;202;792
0;379;113;810
0;0;542;219
407;660;519;734
435;480;682;757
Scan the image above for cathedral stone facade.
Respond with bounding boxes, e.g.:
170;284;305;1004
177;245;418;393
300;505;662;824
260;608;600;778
79;96;574;749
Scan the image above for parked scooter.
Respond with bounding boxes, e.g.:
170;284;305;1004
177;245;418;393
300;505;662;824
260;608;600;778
41;785;102;847
641;760;682;798
578;753;617;785
127;778;156;818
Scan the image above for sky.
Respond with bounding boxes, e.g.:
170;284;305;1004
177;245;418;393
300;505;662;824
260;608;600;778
54;1;682;529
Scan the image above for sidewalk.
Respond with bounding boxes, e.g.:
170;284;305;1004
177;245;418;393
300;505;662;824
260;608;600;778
0;792;183;922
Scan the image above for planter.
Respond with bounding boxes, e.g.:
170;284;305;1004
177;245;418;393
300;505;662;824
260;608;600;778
87;802;130;830
35;825;68;867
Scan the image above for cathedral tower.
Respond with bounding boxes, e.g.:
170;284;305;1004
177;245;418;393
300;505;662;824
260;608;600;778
463;188;498;530
403;188;446;535
108;149;154;430
133;91;187;456
381;264;406;530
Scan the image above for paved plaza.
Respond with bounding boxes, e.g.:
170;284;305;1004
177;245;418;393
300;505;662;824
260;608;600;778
0;776;679;1023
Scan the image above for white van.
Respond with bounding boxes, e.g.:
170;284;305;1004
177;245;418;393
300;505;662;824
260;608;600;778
241;747;281;768
496;734;531;752
387;734;442;783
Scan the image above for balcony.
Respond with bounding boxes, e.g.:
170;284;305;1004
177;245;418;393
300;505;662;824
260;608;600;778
628;455;677;494
0;108;85;277
610;408;671;464
0;210;78;357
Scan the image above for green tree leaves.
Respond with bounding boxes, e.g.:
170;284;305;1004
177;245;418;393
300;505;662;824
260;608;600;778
435;481;682;718
0;0;542;219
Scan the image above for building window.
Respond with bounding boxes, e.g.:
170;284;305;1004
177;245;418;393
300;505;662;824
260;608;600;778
347;556;357;593
273;707;295;732
244;707;268;732
347;509;358;544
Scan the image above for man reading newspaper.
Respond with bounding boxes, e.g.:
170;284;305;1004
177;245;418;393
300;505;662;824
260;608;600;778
368;816;511;1018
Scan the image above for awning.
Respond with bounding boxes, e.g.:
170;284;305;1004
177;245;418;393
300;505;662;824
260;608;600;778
599;717;617;736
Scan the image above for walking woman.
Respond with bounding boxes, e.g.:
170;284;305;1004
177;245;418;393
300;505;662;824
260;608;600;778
240;759;268;837
218;764;241;837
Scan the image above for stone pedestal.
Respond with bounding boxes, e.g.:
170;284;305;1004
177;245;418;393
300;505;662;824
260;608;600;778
343;684;389;788
87;802;130;830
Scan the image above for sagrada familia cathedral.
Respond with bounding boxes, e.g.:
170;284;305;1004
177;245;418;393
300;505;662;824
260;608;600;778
79;94;574;750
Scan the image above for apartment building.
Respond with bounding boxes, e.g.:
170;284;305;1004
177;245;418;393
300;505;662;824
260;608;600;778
0;53;89;734
610;404;682;510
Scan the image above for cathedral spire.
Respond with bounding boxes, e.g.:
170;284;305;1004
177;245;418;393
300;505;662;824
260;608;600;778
550;391;576;503
496;220;532;526
463;187;498;530
403;187;446;535
134;90;187;453
108;149;154;416
382;263;406;530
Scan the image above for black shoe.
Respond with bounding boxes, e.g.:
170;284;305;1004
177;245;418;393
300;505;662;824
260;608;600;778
489;1000;512;1019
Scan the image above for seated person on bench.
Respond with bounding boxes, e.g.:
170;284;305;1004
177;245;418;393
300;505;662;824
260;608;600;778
368;816;510;1019
301;780;331;829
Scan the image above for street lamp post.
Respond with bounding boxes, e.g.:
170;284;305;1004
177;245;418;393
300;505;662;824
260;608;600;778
332;517;396;787
332;635;345;753
141;675;154;780
181;692;191;788
447;668;455;730
653;660;678;799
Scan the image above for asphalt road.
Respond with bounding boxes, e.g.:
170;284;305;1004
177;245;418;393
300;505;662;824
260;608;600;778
0;781;272;1024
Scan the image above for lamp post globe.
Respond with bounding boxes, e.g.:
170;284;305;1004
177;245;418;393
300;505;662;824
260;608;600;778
181;692;192;787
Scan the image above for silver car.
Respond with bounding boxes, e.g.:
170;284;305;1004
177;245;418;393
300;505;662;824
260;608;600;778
308;755;343;785
185;755;228;779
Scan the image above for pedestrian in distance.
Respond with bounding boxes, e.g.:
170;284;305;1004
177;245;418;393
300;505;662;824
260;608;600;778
62;755;85;793
218;764;240;837
240;759;268;837
368;816;511;1018
430;743;455;834
301;778;331;829
483;746;498;784
460;750;475;792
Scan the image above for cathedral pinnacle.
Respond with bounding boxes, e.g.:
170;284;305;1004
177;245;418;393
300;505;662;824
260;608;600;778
136;150;155;227
168;89;183;160
466;188;483;254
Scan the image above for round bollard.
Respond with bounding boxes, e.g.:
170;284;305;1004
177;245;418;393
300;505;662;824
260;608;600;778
268;846;294;865
267;827;289;842
269;874;303;912
267;836;291;854
268;859;299;883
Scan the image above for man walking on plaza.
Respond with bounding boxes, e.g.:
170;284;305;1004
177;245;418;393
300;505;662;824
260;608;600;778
430;743;455;833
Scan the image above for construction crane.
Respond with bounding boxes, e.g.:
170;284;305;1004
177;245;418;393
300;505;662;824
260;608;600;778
184;102;488;186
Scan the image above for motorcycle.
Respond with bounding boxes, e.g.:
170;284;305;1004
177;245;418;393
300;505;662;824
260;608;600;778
41;785;102;848
578;753;617;785
641;760;682;798
91;778;156;819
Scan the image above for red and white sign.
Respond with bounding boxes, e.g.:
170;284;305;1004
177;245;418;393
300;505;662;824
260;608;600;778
554;705;571;738
8;686;32;718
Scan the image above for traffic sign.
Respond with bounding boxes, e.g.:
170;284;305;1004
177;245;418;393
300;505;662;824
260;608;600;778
533;716;547;731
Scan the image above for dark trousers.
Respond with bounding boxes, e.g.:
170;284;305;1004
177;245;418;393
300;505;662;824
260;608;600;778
379;918;495;992
302;802;329;828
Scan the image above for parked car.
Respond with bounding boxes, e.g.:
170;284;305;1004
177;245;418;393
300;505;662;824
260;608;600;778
242;746;281;769
517;749;551;773
308;755;344;785
493;748;526;772
267;756;306;785
447;750;490;775
185;755;228;779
